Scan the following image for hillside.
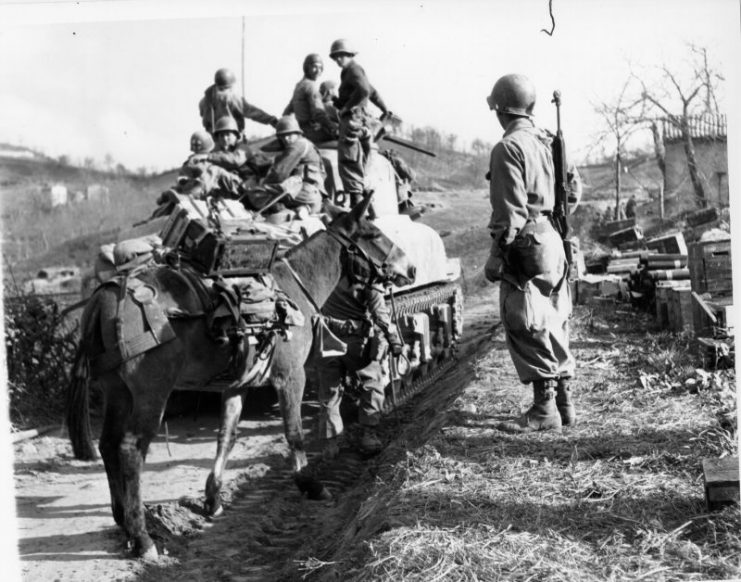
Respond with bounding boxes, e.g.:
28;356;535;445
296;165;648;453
0;141;664;288
0;141;488;285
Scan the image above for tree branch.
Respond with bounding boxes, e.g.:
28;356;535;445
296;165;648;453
541;0;556;36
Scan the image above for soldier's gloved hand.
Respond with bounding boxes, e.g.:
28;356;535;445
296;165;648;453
389;337;403;357
484;253;504;283
189;154;209;164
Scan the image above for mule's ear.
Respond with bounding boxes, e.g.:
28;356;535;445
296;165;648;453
350;190;374;220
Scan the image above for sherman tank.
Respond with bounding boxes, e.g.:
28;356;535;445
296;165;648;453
318;143;463;408
98;136;463;413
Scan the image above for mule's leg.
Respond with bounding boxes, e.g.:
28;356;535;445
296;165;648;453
204;387;245;517
116;385;171;561
98;376;131;529
273;366;331;501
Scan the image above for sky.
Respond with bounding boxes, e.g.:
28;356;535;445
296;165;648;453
0;1;739;577
0;0;739;173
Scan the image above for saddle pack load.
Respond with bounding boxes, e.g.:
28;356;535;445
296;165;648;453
92;194;318;384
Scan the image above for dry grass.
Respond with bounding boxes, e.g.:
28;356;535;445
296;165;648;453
295;299;739;582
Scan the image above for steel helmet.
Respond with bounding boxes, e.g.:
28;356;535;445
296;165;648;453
303;53;323;74
190;130;214;154
275;115;303;136
329;39;357;58
487;74;536;117
213;116;240;135
319;80;337;97
214;68;237;89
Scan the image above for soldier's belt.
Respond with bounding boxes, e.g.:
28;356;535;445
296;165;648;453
323;316;367;336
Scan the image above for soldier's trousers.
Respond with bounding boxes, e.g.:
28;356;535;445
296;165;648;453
337;109;371;200
316;332;385;439
499;221;575;384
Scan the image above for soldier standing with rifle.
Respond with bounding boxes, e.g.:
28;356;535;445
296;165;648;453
483;74;581;433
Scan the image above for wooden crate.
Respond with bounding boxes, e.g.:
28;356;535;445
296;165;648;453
655;281;690;329
702;456;739;511
645;232;689;255
668;286;694;333
688;239;733;297
608;226;643;246
692;294;734;338
604;217;636;236
696;337;735;369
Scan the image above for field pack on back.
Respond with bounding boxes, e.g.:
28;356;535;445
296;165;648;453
91;194;317;378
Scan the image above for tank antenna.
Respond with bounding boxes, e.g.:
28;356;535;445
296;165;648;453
241;16;246;99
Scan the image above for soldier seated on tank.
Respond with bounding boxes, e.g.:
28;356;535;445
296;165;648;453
181;116;252;199
319;80;340;125
200;67;278;135
242;115;326;217
284;54;338;144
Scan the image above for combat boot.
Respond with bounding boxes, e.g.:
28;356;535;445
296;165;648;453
359;427;383;456
497;380;562;433
555;378;576;426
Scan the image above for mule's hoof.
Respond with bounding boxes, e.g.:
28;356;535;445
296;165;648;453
322;438;340;461
140;544;159;563
294;473;329;500
211;504;224;518
317;486;333;501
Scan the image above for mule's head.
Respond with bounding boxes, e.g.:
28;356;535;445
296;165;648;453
326;192;416;287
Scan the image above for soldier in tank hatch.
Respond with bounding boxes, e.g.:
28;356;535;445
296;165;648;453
283;54;338;144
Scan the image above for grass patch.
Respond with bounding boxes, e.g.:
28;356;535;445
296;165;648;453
294;301;739;582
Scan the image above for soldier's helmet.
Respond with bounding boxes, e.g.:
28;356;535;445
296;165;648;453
213;116;240;136
190;130;214;154
214;68;237;89
303;53;323;74
275;115;303;136
329;39;357;58
319;80;337;98
487;74;536;118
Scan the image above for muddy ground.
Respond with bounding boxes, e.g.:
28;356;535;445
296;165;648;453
12;190;497;582
13;294;497;582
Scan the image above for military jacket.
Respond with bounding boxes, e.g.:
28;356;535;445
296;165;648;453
199;85;277;133
488;118;556;256
336;61;388;116
264;136;324;187
322;275;397;340
283;78;337;135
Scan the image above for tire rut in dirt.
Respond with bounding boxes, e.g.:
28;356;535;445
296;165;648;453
139;300;495;581
139;449;369;580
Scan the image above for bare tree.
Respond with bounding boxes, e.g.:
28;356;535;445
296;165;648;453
592;77;647;219
103;153;115;172
638;44;725;208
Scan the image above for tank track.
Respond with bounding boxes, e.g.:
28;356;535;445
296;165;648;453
380;280;464;416
388;281;464;340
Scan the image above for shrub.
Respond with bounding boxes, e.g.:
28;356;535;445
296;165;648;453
4;292;79;428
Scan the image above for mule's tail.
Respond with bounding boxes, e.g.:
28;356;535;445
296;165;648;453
66;345;98;460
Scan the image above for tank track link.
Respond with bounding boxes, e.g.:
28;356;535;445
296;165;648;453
387;281;464;341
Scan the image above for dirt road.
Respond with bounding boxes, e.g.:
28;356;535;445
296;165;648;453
12;292;496;582
12;191;497;582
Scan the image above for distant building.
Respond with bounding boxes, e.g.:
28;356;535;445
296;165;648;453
661;114;728;209
49;183;68;207
86;183;110;202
